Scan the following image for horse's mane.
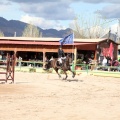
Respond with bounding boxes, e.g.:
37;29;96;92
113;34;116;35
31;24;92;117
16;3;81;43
66;53;71;57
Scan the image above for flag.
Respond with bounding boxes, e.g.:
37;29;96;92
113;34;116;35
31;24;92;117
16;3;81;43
59;33;74;45
108;42;114;60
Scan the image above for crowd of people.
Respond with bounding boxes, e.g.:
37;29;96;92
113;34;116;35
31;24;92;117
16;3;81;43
97;55;120;72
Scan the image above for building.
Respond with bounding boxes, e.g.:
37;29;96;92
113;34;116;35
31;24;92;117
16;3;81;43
0;37;119;66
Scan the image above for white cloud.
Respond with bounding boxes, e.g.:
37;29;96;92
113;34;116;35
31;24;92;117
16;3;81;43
2;0;120;30
19;2;75;20
106;22;120;39
110;23;119;33
4;0;120;21
0;1;11;11
20;14;67;30
7;0;120;4
98;4;120;18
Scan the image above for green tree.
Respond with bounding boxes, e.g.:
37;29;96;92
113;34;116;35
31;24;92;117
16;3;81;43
70;13;112;39
0;30;4;37
22;24;41;37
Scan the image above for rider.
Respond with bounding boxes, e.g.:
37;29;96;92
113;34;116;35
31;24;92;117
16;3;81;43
58;46;65;66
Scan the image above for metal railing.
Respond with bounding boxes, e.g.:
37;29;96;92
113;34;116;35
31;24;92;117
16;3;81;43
72;63;120;77
0;60;120;77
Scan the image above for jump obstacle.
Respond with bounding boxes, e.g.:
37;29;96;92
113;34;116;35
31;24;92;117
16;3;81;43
0;53;16;83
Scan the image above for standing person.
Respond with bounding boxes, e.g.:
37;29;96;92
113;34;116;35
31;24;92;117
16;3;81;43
106;54;111;66
0;54;2;60
102;56;107;66
18;56;22;67
58;46;65;66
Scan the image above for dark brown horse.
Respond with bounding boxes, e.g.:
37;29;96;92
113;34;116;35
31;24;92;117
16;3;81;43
44;54;75;80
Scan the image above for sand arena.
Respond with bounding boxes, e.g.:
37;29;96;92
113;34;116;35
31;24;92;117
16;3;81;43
0;72;120;120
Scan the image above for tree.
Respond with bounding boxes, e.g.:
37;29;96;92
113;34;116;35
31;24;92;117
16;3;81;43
0;30;4;37
70;13;111;39
22;24;41;37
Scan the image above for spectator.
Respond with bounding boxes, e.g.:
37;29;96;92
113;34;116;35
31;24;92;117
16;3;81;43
18;56;22;67
106;54;111;66
0;54;2;60
112;60;120;72
102;57;107;66
113;60;119;66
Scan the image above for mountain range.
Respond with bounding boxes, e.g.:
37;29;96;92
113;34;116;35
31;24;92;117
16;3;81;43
0;17;72;38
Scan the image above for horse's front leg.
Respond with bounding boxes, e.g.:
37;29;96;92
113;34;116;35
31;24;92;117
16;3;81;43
54;68;61;79
63;71;68;80
69;68;75;78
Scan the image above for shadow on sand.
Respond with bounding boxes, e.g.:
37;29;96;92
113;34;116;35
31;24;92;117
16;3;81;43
52;78;83;82
15;82;32;84
66;79;83;82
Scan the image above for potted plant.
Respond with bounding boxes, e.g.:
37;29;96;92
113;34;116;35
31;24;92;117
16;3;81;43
75;59;83;70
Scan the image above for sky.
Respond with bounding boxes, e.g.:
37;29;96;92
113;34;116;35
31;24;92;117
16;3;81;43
0;0;120;33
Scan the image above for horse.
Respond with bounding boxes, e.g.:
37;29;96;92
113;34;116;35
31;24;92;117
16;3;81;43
44;54;75;80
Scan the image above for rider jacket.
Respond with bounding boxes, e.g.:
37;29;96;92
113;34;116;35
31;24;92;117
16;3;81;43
58;48;65;58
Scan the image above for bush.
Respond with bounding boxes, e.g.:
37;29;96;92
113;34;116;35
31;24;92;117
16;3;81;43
76;59;83;66
29;68;36;72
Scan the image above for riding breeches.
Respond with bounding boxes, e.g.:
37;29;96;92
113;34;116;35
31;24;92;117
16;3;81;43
58;58;62;63
58;57;66;63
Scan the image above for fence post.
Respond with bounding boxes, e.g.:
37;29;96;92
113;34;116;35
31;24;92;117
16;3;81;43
72;62;75;71
33;61;35;68
86;64;89;74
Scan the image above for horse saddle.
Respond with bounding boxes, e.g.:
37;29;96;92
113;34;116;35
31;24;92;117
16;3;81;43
57;59;65;67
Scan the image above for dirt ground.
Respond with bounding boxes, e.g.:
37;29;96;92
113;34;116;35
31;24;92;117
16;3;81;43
0;72;120;120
